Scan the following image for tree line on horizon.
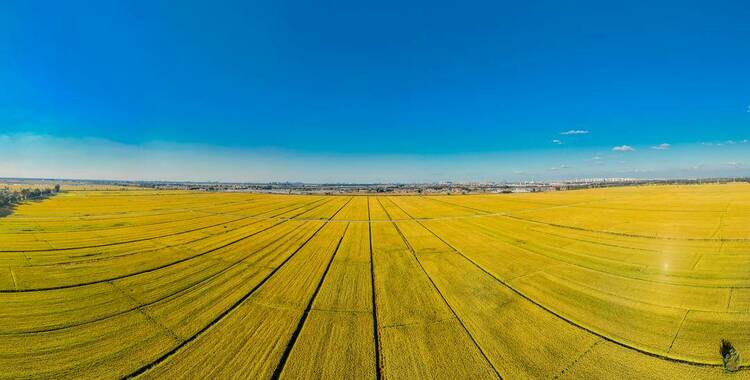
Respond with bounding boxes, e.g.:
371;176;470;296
0;184;60;209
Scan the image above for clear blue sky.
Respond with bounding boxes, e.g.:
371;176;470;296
1;1;748;182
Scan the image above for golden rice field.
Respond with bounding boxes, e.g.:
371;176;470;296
1;184;749;379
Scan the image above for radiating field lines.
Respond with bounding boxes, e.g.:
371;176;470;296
1;222;320;334
0;199;251;234
398;197;748;370
504;213;750;242
1;198;331;292
1;195;250;222
396;201;726;368
124;197;355;379
419;202;750;290
428;195;750;242
0;197;329;253
2;185;749;379
271;221;351;378
423;224;745;364
378;197;502;379
26;197;329;264
369;198;498;378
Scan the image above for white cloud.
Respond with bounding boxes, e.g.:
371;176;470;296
548;164;570;171
701;140;746;146
612;145;635;152
651;143;670;150
552;139;563;145
727;161;740;167
560;130;590;135
591;156;603;160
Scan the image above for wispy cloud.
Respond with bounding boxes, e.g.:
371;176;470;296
612;145;635;152
560;130;590;135
702;139;747;146
651;143;670;150
548;164;571;171
552;139;563;145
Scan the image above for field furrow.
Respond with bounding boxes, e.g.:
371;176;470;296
1;185;749;379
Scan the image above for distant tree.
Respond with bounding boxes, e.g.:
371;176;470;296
54;184;61;193
721;339;741;371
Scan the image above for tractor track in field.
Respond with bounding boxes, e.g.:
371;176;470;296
431;216;750;292
526;227;661;253
0;198;333;293
17;201;742;296
123;197;354;379
503;214;750;243
447;216;750;291
0;198;266;235
14;195;747;292
22;200;326;267
0;220;323;335
7;195;748;255
271;221;351;379
367;197;384;380
378;197;503;379
552;338;605;379
109;280;184;344
0;198;330;253
420;197;750;289
3;197;252;222
4;191;750;378
398;202;749;371
426;196;750;242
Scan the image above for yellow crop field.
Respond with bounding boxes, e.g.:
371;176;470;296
1;184;749;379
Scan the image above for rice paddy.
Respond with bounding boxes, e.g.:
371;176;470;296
1;184;749;379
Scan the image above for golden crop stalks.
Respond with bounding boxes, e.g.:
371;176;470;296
0;184;747;379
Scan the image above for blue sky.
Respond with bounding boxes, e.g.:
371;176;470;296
1;1;748;182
